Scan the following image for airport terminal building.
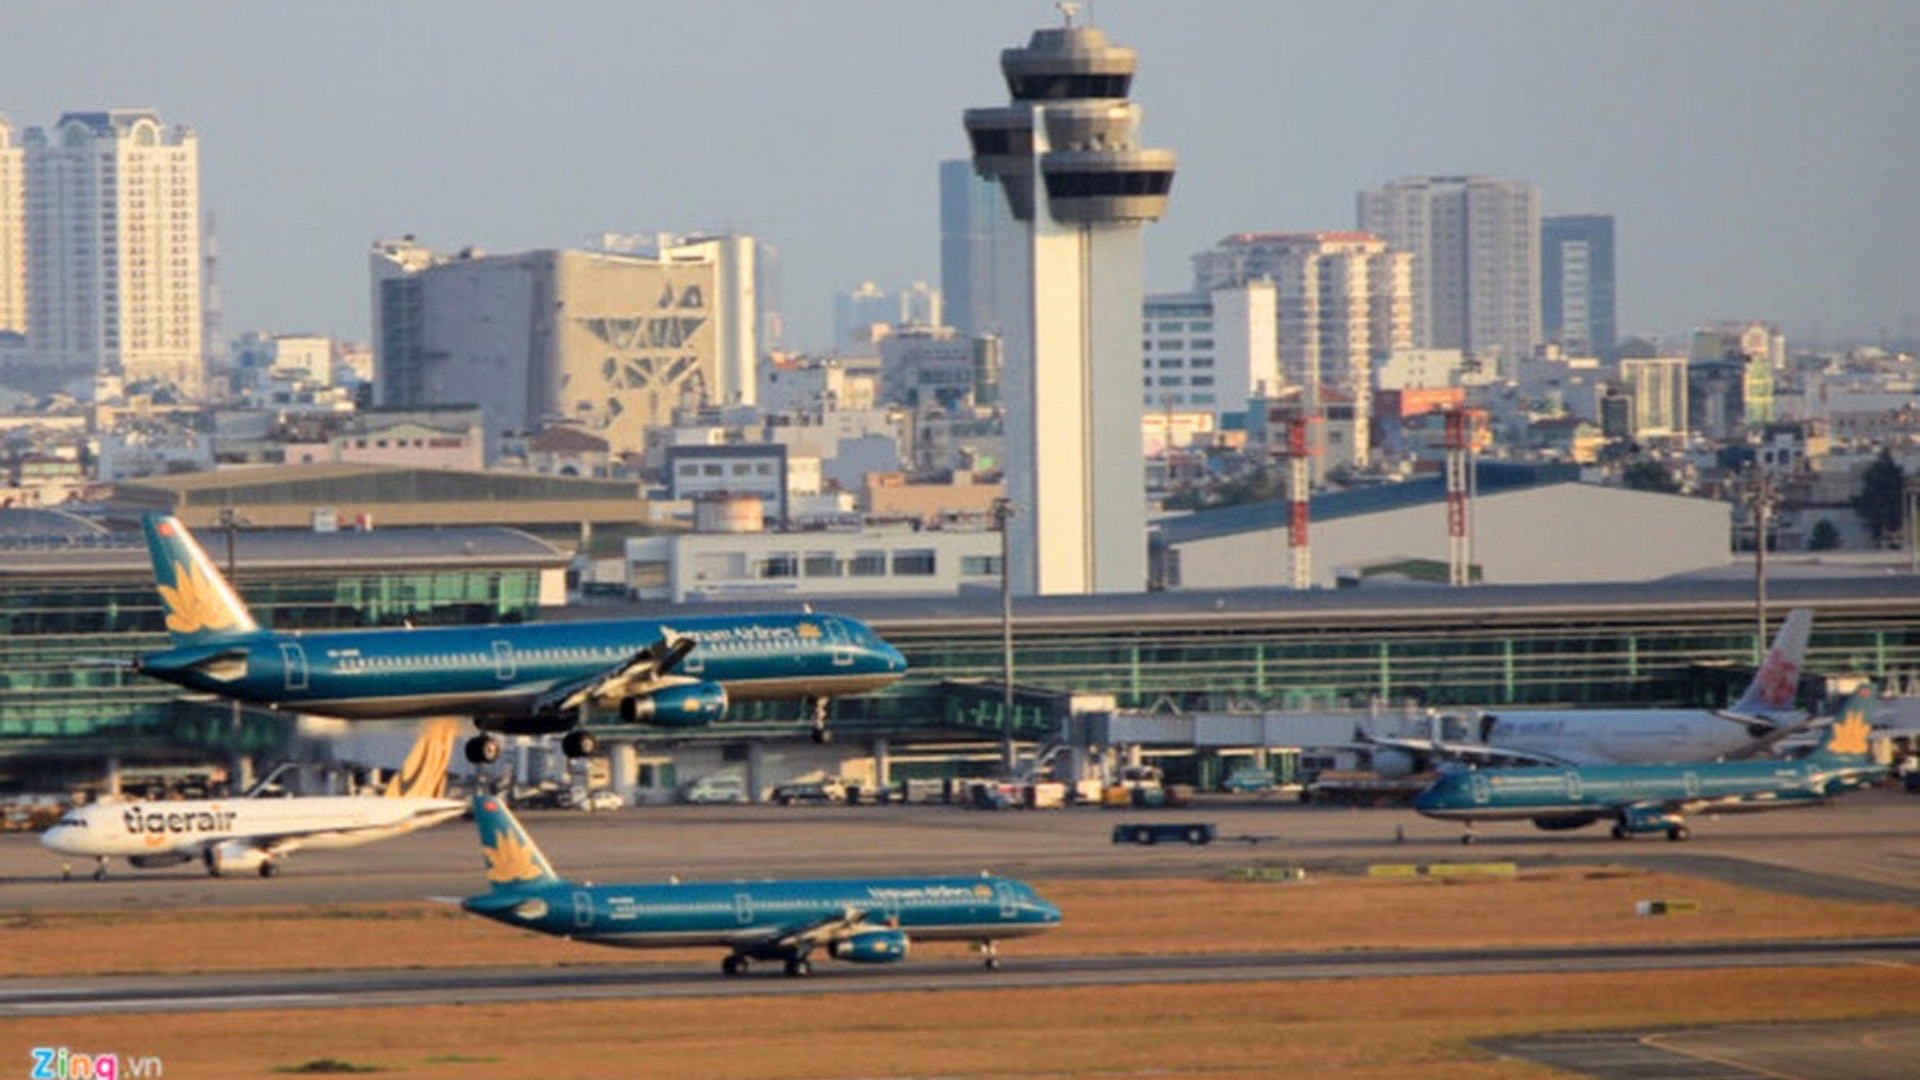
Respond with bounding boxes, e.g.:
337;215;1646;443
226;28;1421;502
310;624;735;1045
7;505;1920;797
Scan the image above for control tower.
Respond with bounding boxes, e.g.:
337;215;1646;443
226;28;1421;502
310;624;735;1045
964;7;1175;596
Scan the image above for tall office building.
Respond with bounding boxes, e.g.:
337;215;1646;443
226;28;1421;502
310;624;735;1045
372;240;722;458
940;158;1005;340
833;281;898;347
18;110;204;395
1542;214;1616;358
965;11;1175;595
1142;283;1278;422
1358;175;1538;369
0;116;23;341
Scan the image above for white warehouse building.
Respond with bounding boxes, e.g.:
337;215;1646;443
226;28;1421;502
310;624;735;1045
626;528;1003;603
1155;464;1731;590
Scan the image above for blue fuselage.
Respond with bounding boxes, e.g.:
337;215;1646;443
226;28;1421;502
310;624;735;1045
1414;757;1882;824
137;612;905;727
464;875;1061;950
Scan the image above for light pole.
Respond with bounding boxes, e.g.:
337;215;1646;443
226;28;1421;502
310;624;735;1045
1742;466;1776;658
993;497;1017;775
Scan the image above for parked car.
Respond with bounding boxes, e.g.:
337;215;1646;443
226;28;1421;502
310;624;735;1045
682;774;750;804
772;778;846;805
1220;767;1277;794
570;789;625;812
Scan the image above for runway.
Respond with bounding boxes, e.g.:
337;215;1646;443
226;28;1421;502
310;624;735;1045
6;789;1920;911
6;938;1919;1017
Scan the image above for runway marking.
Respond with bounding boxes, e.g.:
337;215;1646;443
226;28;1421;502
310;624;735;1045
1642;1031;1813;1080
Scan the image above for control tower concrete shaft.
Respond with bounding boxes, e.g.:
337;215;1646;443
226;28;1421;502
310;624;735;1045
964;10;1175;596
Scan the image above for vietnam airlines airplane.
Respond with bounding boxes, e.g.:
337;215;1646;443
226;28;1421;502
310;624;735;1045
131;515;908;763
1412;690;1886;843
1366;608;1816;772
461;795;1061;976
42;720;467;880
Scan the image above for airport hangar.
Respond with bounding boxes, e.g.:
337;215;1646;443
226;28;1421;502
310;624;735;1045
5;475;1920;795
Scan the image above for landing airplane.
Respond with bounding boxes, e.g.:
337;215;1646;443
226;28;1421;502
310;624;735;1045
1366;608;1815;771
461;794;1061;976
131;515;907;763
1412;690;1885;843
42;720;467;879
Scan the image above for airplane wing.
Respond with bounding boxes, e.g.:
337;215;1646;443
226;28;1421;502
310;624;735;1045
741;906;875;952
534;635;697;716
1360;733;1581;769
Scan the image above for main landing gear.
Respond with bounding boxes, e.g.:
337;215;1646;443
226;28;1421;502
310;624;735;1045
463;729;598;765
809;697;833;745
722;952;813;977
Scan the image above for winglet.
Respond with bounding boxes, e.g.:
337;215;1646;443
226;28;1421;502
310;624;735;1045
469;794;563;892
1728;608;1813;719
140;515;262;645
387;720;462;799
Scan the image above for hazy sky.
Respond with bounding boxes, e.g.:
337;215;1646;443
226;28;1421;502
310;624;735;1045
3;1;1914;351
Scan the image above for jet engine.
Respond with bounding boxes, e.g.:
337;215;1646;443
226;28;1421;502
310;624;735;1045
1370;748;1418;779
1529;815;1597;832
828;928;911;964
619;682;728;727
127;852;194;869
203;841;276;877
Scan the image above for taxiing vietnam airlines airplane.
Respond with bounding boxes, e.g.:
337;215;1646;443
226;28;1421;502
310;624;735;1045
42;720;467;879
1365;608;1816;771
1412;690;1886;843
132;515;908;763
462;795;1061;976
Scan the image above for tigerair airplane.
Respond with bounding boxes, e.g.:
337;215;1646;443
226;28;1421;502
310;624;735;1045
461;795;1061;977
1413;690;1887;843
131;515;908;763
41;720;467;880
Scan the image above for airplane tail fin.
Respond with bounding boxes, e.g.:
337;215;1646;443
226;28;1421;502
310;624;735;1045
469;794;563;892
140;515;262;645
386;720;462;799
1808;689;1874;764
1728;608;1813;720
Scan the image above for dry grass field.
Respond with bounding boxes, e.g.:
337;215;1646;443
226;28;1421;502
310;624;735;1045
6;865;1920;1078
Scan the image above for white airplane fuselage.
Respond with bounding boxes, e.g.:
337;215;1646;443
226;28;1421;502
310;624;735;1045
41;796;465;861
1484;709;1782;766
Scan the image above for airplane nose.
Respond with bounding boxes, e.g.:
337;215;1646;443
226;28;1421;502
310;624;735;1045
1036;898;1062;924
39;828;73;854
881;643;907;673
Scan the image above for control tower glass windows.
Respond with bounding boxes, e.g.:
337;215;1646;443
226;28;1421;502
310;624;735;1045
1008;73;1131;100
1043;170;1173;198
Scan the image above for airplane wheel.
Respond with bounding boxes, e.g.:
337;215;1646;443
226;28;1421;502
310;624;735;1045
259;860;279;878
92;866;107;882
1611;824;1630;840
811;726;833;745
1666;825;1690;842
783;957;811;978
1460;833;1477;846
562;729;597;758
465;735;501;765
984;955;1001;971
722;955;748;977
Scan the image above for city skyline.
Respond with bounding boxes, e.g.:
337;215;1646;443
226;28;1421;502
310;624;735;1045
1;1;1913;354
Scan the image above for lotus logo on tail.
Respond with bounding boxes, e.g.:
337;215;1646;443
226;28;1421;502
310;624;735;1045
1828;709;1871;757
158;559;243;635
482;811;548;883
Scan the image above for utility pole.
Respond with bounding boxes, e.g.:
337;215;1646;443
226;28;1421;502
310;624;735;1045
994;497;1017;775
